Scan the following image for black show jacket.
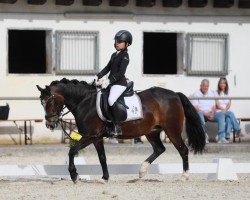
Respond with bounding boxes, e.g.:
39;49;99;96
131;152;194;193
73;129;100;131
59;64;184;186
97;50;129;86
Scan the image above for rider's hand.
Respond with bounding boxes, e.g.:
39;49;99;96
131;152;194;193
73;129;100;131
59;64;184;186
92;75;100;86
102;79;110;89
95;79;103;87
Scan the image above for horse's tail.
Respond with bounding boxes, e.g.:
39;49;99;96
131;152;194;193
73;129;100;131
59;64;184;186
176;92;206;154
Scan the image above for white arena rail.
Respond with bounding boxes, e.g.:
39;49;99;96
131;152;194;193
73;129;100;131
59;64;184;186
0;158;250;181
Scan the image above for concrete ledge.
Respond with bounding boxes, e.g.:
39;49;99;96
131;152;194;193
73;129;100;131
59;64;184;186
0;143;250;154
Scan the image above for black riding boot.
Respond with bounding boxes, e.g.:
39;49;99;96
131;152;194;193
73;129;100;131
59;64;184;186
110;103;122;136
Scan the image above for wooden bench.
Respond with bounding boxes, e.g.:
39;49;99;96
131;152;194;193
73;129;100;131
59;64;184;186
0;119;43;145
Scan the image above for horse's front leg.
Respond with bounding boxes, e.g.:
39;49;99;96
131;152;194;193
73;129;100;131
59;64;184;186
68;138;93;183
93;138;109;183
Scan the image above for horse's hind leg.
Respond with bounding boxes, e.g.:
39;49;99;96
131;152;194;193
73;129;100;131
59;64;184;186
139;129;166;178
166;131;189;181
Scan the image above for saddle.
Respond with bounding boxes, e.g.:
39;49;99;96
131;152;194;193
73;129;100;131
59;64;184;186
100;81;134;122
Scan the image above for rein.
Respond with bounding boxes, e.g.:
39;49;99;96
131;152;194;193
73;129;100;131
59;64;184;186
58;105;101;141
58;117;102;141
58;118;74;140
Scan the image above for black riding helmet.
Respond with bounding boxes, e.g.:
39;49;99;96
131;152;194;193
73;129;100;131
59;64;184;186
114;30;132;46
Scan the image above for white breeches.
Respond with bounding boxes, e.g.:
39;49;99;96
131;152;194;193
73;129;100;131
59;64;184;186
108;85;126;106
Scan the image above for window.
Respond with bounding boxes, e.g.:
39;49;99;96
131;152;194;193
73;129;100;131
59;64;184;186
143;32;177;74
186;33;229;76
55;31;99;75
8;30;47;74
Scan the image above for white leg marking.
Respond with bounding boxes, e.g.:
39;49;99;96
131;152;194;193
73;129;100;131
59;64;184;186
180;170;189;182
139;162;150;178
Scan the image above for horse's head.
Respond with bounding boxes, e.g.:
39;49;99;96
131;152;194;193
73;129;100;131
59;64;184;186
36;85;65;130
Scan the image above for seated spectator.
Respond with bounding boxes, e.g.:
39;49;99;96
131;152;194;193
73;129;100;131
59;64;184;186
216;77;244;142
192;79;228;144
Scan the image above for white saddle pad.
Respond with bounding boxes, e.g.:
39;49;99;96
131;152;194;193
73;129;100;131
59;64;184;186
96;91;143;122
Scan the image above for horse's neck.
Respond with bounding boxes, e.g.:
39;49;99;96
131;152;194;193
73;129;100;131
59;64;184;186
63;91;98;134
64;91;97;117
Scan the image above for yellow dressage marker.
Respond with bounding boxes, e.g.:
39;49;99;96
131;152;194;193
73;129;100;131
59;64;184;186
70;131;82;141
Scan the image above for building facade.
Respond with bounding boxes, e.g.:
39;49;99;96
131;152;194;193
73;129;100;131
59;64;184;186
0;0;250;143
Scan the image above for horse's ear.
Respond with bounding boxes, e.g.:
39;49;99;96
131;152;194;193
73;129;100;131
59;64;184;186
45;85;51;94
36;85;44;92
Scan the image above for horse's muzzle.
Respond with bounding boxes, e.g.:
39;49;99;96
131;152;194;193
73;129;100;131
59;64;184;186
46;120;59;130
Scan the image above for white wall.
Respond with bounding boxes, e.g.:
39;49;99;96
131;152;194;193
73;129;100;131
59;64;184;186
0;1;250;143
1;0;250;16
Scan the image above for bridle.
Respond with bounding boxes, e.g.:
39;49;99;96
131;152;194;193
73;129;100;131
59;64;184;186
41;94;65;122
41;92;100;140
41;92;83;123
40;86;104;141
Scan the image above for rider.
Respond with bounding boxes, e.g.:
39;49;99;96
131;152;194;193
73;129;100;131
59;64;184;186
93;30;132;136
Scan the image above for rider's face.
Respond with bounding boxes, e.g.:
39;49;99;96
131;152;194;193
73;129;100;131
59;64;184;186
115;41;127;51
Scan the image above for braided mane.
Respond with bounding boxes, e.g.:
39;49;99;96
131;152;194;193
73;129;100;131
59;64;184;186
49;78;96;98
50;78;90;87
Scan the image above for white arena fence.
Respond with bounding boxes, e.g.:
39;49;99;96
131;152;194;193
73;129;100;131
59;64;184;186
0;158;250;181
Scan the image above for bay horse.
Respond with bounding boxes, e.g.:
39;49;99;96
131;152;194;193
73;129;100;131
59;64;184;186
37;78;205;183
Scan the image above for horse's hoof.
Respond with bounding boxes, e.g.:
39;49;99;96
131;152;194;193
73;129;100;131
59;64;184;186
180;171;189;182
96;178;108;184
71;173;79;184
139;162;150;178
139;172;146;179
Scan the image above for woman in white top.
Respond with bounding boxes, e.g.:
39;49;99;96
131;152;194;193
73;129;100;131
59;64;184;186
216;77;243;142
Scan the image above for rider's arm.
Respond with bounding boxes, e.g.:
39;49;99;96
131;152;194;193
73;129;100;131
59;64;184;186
109;53;129;84
97;54;114;79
